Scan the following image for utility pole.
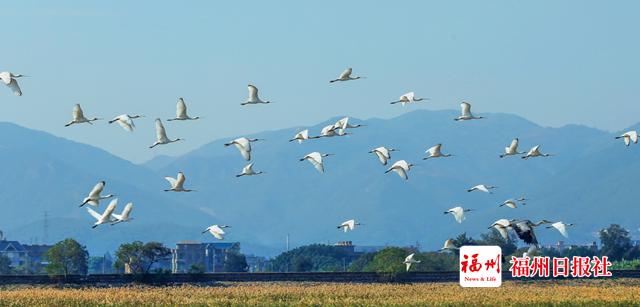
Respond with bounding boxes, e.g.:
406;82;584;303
43;211;49;245
286;234;290;251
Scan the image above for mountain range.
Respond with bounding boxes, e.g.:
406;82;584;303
1;110;638;257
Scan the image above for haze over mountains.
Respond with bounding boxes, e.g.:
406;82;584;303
1;110;638;256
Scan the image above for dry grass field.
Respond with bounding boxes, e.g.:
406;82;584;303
0;279;639;306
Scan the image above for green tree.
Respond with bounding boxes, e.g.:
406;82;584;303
44;238;88;276
0;254;11;274
348;252;375;272
271;244;357;272
114;241;171;274
362;247;408;274
188;263;205;274
414;252;457;271
291;255;313;272
600;224;632;261
223;251;248;272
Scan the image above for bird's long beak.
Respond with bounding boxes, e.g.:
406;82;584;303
201;230;208;234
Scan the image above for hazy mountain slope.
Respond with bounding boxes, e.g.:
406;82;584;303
0;123;213;254
154;110;617;252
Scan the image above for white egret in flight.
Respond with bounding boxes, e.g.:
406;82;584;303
385;160;414;180
150;119;183;148
164;171;194;192
236;163;265;177
168;98;199;121
0;72;26;96
337;219;362;233
224;137;262;161
241;84;272;105
440;239;459;252
109;114;143;132
369;146;398;165
522;145;552;159
546;221;574;238
87;199;118;229
454;102;484;121
423;144;453;159
300;152;333;174
202;225;230;240
329;68;362;83
500;138;525;158
65;104;101;127
616;130;638;146
443;206;473;223
111;202;134;225
467;184;497;193
390;92;427;105
403;253;421;272
80;181;115;207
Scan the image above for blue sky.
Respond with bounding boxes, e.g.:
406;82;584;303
1;1;638;163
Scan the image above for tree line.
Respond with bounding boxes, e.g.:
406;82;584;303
0;224;637;275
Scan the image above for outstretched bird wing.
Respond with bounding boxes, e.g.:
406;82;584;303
164;176;177;188
307;153;324;173
101;199;118;220
88;181;105;198
338;68;352;79
86;208;102;221
7;79;22;96
176;98;187;118
155;119;169;142
73;104;84;121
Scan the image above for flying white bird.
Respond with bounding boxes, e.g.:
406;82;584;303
241;84;272;105
319;124;349;138
369;146;398;165
168;98;199;121
499;199;526;209
467;184;497;194
440;239;459;252
87;199;118;229
423;144;453;159
403;253;421;272
500;138;526;158
65;104;101;127
329;68;362;83
489;219;512;240
289;129;314;143
80;181;115;207
616;130;639;146
390;92;427;106
300;152;333;174
337;219;361;233
385;160;414;180
164;171;194;192
443;206;473;223
522;145;552;159
332;117;365;132
236;163;265;177
150;119;183;148
546;221;574;238
110;202;134;225
202;225;230;240
224;137;262;161
454;102;484;121
108;114;143;132
0;72;26;96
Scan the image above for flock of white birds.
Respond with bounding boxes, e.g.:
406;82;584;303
2;67;637;272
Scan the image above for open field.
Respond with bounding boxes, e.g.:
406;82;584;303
0;279;639;306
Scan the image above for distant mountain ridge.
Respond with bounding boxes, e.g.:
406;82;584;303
0;110;637;257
